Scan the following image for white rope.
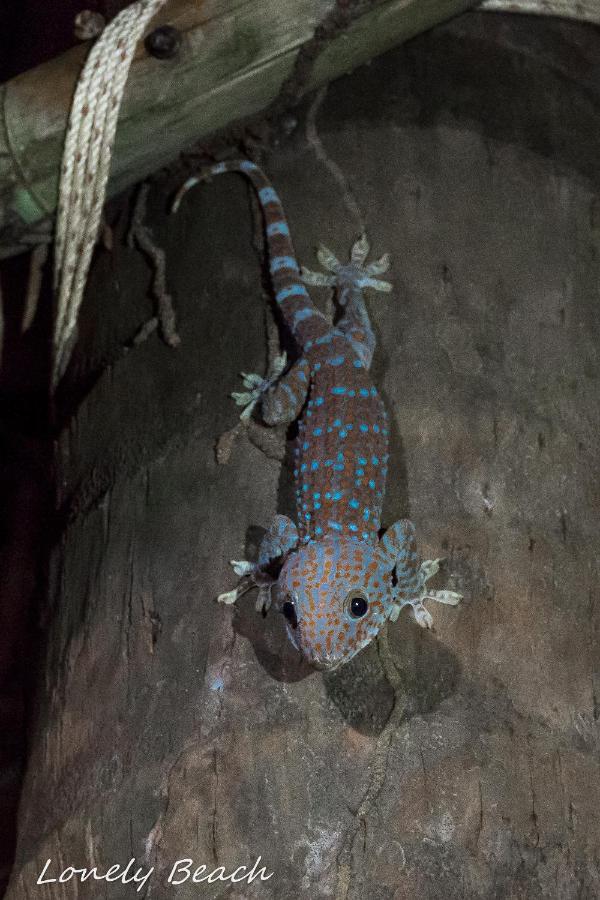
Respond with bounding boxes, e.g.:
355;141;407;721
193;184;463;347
53;0;168;387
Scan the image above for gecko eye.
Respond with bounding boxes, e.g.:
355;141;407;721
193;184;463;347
346;591;369;619
282;599;298;629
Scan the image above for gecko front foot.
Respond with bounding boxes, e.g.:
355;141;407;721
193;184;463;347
216;582;273;613
216;560;276;614
390;557;462;629
216;559;256;605
301;234;392;295
231;352;287;422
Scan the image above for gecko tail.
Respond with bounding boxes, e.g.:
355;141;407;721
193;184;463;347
171;174;207;213
171;161;244;213
171;159;330;347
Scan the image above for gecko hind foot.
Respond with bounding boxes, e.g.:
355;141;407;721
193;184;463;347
301;234;392;295
231;352;287;421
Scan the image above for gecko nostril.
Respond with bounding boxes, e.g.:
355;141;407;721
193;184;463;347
282;600;298;629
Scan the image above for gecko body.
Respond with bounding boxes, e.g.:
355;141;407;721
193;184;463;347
174;160;461;669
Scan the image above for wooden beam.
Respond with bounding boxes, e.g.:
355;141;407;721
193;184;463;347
479;0;600;25
0;0;477;259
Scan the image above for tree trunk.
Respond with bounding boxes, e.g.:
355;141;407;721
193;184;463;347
7;12;600;899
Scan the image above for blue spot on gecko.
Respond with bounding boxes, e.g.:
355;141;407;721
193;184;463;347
270;255;299;273
293;307;314;326
267;221;290;237
276;284;308;303
259;187;279;204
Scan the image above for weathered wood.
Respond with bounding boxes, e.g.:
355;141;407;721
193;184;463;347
0;0;478;259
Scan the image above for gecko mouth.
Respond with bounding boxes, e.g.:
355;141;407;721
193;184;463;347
298;644;351;671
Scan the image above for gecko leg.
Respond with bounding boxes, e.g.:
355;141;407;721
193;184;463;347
232;356;311;427
302;235;392;368
217;515;299;612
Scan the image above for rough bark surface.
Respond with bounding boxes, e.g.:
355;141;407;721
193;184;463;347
7;13;600;899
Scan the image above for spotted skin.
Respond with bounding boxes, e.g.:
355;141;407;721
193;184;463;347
175;161;461;668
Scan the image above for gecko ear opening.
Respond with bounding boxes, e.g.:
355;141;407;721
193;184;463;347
282;598;298;629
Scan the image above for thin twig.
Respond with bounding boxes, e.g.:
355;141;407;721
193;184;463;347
22;243;49;333
129;182;180;348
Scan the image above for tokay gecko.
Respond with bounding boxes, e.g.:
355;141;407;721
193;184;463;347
174;160;461;669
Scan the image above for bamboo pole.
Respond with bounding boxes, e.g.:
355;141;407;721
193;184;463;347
0;0;478;259
479;0;600;24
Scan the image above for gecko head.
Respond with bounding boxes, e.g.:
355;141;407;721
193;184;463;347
275;536;398;670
